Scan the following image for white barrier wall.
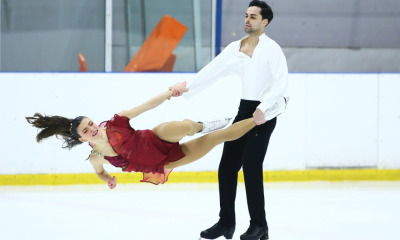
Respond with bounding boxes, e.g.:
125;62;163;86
0;73;399;174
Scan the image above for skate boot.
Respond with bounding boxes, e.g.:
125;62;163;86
264;96;290;121
199;117;232;134
240;225;268;240
199;223;235;240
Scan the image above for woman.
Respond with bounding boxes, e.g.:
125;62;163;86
26;82;259;188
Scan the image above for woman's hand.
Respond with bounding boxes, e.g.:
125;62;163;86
108;176;117;189
169;81;188;98
167;87;181;100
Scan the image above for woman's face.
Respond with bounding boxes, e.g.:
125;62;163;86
76;117;102;143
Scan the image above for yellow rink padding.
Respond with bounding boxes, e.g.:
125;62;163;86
0;169;399;186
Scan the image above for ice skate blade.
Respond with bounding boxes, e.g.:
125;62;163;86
199;237;232;240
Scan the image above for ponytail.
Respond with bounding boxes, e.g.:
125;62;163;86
26;113;86;150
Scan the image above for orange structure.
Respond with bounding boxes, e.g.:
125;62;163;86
124;15;187;72
78;53;87;72
158;54;177;72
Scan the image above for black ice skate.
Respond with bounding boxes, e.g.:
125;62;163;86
199;223;235;240
240;225;268;240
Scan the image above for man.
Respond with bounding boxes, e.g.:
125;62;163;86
173;1;289;239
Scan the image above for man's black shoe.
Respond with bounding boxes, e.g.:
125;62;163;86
240;225;268;240
200;223;235;239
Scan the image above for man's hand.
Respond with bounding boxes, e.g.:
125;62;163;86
253;108;266;125
108;176;117;189
169;81;188;98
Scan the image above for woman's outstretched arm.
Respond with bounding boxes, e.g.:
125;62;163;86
89;154;117;189
118;82;188;120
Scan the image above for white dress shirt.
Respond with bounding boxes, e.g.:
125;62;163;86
184;33;289;112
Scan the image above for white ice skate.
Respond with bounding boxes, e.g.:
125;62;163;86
264;96;290;121
199;117;232;134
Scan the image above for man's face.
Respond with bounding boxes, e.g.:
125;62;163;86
244;6;266;34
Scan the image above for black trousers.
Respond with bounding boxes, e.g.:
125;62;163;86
218;99;276;228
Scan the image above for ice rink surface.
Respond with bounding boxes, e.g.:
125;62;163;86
1;181;399;240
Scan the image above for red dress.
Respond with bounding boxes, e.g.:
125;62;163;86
90;114;186;185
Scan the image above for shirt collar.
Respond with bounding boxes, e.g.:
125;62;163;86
240;33;268;41
237;33;268;51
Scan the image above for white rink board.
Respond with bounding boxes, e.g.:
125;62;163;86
0;73;399;174
265;74;307;170
305;74;379;168
378;74;400;169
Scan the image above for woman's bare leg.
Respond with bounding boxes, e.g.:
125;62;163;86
165;118;256;169
152;119;203;143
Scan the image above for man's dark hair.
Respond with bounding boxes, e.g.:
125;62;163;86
249;0;273;25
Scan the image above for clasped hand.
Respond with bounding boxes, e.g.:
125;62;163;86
168;81;188;99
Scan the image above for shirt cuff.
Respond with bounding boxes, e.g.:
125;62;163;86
256;101;272;113
257;102;267;112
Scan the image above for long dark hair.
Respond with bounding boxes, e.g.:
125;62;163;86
26;113;86;150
